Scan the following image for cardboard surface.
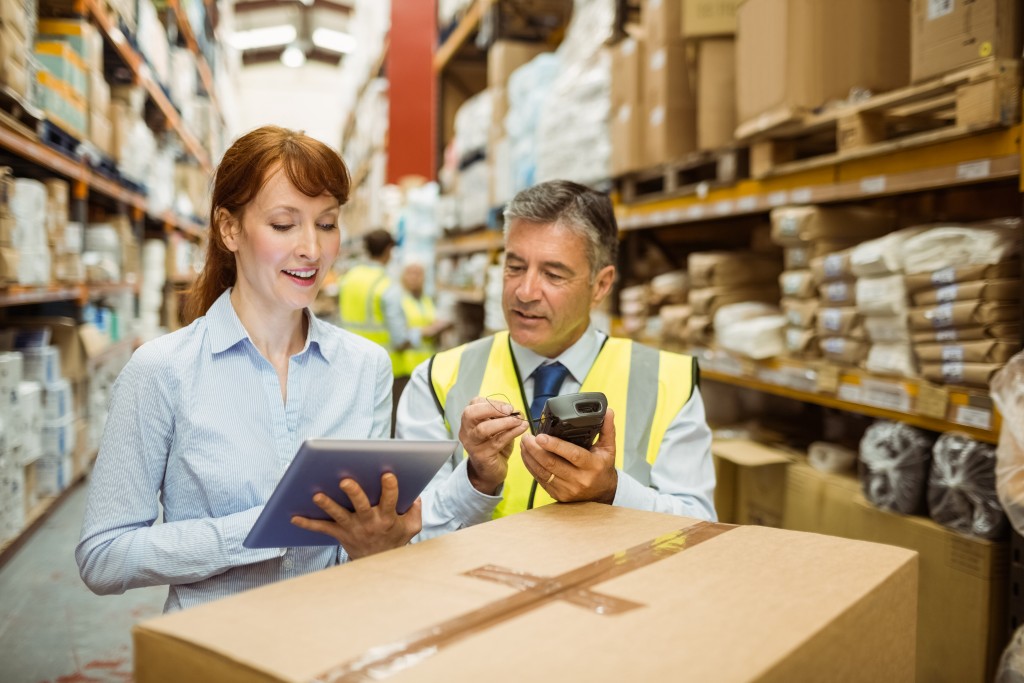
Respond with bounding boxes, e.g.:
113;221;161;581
611;38;646;175
643;0;683;46
770;205;893;247
643;41;696;165
713;439;794;526
683;0;738;37
904;261;1020;293
689;250;782;288
696;38;736;150
688;284;780;316
784;460;1008;683
736;0;911;128
911;0;1022;82
487;40;549;88
910;278;1021;307
134;503;917;683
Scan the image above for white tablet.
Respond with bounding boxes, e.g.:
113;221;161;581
243;439;457;548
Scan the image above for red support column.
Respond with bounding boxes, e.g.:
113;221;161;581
387;0;437;182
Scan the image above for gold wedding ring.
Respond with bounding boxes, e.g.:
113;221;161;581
546;472;555;484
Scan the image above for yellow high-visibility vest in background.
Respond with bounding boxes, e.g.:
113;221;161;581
429;330;697;517
398;293;437;377
338;263;401;371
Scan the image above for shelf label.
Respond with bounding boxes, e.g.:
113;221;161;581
687;205;705;219
955;405;992;430
860;176;886;194
916;384;949;420
837;382;862;403
767;191;789;207
790;188;812;204
861;379;911;412
714;200;733;215
816;365;840;393
956;159;991;181
736;196;757;212
927;0;954;20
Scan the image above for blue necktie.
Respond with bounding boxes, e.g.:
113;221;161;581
529;362;569;428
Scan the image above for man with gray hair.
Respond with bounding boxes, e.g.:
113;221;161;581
397;180;715;537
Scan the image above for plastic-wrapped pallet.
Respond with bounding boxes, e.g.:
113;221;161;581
927;432;1006;540
859;420;933;515
507;53;561;194
900;219;1022;275
535;0;615;185
991;352;1024;536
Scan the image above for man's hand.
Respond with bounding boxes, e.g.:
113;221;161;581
459;396;530;495
520;409;618;504
290;473;421;560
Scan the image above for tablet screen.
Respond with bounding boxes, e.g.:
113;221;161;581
244;439;457;548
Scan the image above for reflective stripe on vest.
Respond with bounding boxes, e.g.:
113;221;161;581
339;264;391;348
398;294;436;377
429;331;696;518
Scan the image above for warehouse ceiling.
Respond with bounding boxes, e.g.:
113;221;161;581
230;0;354;67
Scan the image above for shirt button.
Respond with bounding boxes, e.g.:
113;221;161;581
282;557;294;570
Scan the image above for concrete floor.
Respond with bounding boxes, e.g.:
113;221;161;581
0;482;166;683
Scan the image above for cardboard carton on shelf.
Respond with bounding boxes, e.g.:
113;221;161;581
643;0;683;47
784;459;1009;682
682;0;738;38
911;0;1022;83
610;38;646;176
643;41;696;166
695;37;736;150
712;438;793;526
736;0;911;133
488;40;550;89
133;503;918;683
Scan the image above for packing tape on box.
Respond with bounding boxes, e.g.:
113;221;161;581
313;521;736;683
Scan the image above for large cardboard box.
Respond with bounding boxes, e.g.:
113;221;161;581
643;0;683;46
134;503;918;682
713;439;793;526
911;0;1022;83
683;0;739;37
784;459;1008;683
736;0;911;133
487;40;549;88
644;42;696;165
611;38;645;175
695;38;736;150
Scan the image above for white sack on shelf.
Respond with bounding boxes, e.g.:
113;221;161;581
850;227;925;277
901;219;1022;274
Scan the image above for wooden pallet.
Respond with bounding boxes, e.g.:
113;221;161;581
737;59;1022;178
616;147;748;203
0;86;43;140
39;120;82;160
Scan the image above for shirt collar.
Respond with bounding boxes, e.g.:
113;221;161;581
509;324;607;385
206;288;332;363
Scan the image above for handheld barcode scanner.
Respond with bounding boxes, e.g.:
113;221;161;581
537;392;608;449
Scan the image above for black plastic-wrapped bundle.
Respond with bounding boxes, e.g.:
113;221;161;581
859;421;933;514
928;432;1007;540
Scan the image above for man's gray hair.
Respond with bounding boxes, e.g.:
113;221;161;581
503;180;619;278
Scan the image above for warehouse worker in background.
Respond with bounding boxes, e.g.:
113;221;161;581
338;228;418;418
396;261;451;383
397;180;716;538
77;127;421;612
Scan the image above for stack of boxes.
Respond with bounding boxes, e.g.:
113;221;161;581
0;0;31;100
0;352;27;544
684;0;738;152
35;18;108;152
640;0;695;167
770;205;892;365
687;250;781;347
9;176;51;286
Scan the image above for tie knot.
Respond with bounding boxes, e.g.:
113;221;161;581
533;362;569;398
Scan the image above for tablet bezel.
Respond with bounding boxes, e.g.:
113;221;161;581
243;439;457;548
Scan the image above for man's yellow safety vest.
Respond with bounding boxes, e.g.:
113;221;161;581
398;293;436;377
338;263;401;371
429;330;697;518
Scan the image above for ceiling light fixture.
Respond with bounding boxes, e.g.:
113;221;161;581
311;28;356;54
228;24;297;50
281;45;307;68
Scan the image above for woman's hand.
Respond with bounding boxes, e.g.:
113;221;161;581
290;473;422;560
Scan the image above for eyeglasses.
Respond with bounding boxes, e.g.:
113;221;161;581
485;393;525;420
